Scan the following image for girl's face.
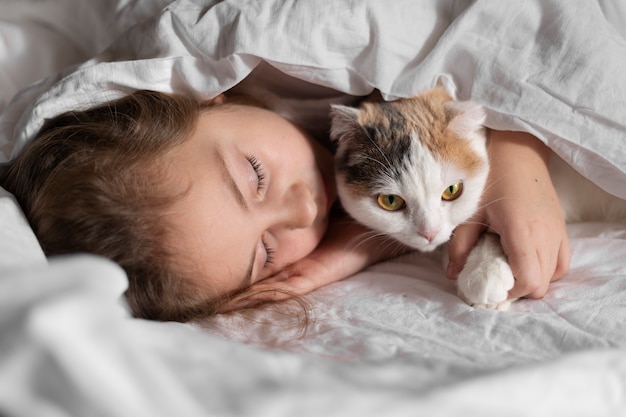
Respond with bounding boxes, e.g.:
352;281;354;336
165;104;337;297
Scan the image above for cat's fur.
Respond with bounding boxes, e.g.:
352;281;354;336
330;86;626;310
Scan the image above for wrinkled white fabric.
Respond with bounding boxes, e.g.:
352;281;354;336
1;237;626;417
1;1;626;416
0;188;45;268
1;0;625;197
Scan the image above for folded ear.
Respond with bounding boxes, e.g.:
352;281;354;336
329;104;362;144
445;100;486;137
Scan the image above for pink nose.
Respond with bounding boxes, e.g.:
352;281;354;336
419;230;439;243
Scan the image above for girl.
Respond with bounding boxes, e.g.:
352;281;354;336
0;89;570;322
0;90;398;321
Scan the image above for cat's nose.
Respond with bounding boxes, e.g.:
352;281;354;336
419;229;440;243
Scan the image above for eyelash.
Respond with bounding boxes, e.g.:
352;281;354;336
246;155;267;193
246;155;274;268
262;235;275;268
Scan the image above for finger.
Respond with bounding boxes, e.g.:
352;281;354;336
523;233;570;297
501;231;547;299
248;274;320;301
551;237;571;282
256;269;292;285
447;220;485;279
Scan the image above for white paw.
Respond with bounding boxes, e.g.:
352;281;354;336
456;234;515;311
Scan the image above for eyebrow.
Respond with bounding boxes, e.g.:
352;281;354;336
215;147;255;288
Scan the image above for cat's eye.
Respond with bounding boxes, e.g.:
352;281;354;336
441;182;464;201
377;194;406;211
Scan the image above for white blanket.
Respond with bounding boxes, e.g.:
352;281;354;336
1;1;626;416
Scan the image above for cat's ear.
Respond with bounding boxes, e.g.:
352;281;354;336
329;104;363;144
445;101;486;137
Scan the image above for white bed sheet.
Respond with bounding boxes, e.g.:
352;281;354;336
1;1;626;416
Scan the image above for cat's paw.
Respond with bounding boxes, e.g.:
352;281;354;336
456;234;515;311
457;258;514;311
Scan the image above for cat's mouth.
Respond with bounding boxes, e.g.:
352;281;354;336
396;232;450;253
419;240;445;252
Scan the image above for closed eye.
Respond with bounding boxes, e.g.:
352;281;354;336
262;235;275;268
246;155;267;194
246;155;273;269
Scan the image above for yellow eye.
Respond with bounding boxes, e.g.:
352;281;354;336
377;194;406;211
442;182;463;201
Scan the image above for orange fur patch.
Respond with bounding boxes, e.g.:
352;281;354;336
356;87;485;175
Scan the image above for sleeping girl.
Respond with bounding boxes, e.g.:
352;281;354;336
0;88;570;322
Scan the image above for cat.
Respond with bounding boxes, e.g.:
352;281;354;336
330;86;626;310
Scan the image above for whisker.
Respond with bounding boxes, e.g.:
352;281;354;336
362;129;393;168
482;174;507;193
478;196;509;211
360;155;388;170
346;230;397;253
460;220;491;229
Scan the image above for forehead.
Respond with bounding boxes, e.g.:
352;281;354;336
198;102;289;130
357;98;484;171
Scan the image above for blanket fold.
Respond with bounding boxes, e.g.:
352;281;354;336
1;0;624;198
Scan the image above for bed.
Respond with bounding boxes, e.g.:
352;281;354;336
1;1;626;416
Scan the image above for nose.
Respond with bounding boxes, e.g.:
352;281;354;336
272;182;317;230
416;210;441;243
419;229;440;243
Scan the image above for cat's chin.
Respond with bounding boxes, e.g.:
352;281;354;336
415;242;444;253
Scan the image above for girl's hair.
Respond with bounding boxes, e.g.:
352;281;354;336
1;90;257;322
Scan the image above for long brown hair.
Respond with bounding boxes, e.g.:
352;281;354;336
1;90;250;321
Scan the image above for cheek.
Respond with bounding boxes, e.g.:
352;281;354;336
447;194;480;226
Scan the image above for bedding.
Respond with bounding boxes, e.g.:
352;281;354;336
1;1;626;416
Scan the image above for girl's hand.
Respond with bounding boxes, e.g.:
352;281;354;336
242;214;409;303
447;130;571;300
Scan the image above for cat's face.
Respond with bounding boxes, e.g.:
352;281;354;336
330;87;489;252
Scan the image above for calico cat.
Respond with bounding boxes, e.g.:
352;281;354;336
330;86;626;310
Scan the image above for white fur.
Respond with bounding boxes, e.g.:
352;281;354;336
453;234;515;311
336;130;489;252
334;98;626;311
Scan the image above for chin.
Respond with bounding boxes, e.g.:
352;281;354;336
419;243;440;252
397;237;432;252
